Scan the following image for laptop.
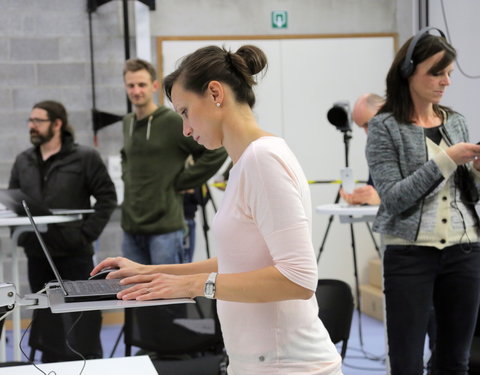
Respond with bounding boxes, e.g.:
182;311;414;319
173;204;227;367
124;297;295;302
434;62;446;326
0;189;94;216
22;200;129;302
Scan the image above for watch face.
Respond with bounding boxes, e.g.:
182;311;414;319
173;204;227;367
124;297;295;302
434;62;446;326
205;283;215;297
204;272;217;298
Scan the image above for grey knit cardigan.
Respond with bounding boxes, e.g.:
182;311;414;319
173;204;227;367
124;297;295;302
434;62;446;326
366;111;476;242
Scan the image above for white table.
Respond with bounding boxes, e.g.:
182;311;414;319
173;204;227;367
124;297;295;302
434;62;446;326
316;203;381;256
315;202;380;283
0;355;157;374
315;203;379;223
0;214;82;362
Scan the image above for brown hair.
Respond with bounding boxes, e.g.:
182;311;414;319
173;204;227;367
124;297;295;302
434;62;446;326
163;45;267;108
32;100;74;139
379;34;456;123
123;58;157;81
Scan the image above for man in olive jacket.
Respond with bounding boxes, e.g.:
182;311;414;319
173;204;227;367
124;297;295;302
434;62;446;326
121;58;227;265
9;100;117;362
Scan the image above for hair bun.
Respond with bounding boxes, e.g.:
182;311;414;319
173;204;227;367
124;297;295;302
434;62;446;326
235;45;268;76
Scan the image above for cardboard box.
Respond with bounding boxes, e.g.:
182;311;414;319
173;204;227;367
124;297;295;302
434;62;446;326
360;284;384;321
368;257;383;289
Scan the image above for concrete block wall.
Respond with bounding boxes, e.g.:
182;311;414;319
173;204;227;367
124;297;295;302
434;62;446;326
1;0;130;306
0;0;129;174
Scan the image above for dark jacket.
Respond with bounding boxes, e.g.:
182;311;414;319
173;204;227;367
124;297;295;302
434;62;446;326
9;133;117;257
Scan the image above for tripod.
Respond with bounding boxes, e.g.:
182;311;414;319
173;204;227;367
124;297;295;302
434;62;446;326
197;184;217;259
316;129;379;349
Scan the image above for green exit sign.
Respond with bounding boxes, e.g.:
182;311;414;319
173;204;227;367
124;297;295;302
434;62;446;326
271;11;288;29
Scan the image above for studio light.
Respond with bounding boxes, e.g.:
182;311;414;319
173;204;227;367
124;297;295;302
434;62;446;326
327;101;352;133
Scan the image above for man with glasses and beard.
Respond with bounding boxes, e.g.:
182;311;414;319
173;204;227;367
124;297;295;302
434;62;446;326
9;100;117;363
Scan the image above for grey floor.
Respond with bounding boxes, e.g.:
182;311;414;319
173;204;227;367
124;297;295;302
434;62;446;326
342;312;387;374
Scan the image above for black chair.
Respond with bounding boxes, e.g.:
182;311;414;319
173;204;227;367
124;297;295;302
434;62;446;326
315;279;354;360
124;297;226;375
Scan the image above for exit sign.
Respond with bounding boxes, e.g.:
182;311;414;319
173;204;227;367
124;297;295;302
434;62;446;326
272;11;288;29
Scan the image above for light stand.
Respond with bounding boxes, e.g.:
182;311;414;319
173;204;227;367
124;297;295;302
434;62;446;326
317;102;366;347
317;101;353;262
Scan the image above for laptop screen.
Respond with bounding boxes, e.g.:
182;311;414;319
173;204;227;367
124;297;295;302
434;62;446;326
22;200;68;296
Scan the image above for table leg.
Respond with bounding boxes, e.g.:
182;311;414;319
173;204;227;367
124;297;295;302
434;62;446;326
11;230;21;361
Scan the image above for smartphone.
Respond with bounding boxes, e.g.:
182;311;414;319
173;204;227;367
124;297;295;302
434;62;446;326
340;167;355;194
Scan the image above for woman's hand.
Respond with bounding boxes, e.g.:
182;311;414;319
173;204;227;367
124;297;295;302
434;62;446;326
340;186;380;205
117;273;205;301
339;187;355;205
445;142;480;165
90;256;147;280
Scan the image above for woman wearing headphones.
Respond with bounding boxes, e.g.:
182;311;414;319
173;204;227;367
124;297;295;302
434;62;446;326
366;29;480;374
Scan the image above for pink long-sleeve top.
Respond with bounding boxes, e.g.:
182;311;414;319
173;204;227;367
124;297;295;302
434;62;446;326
213;136;342;374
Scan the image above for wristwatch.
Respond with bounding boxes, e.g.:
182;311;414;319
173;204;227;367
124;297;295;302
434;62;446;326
204;272;218;299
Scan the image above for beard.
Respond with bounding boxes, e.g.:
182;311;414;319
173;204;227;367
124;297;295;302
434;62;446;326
30;123;55;146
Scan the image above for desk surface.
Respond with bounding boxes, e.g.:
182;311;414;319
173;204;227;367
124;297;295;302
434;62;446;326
0;214;82;227
0;355;157;374
44;287;195;313
315;203;379;216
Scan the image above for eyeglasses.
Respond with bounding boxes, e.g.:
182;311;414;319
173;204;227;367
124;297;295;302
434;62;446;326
27;118;51;125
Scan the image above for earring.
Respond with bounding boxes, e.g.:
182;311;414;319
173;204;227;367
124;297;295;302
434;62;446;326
216;102;221;108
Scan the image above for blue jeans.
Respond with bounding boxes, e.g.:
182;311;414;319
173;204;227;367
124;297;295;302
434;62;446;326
383;243;480;375
122;230;184;265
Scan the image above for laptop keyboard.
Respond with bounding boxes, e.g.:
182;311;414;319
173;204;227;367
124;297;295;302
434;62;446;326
64;279;130;295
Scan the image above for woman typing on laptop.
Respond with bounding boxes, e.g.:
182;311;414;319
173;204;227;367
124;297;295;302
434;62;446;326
92;45;342;374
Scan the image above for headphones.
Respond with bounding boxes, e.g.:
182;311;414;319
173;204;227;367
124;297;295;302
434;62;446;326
400;26;446;79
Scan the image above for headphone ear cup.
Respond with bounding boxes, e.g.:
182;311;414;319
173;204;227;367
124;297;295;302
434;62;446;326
400;59;413;79
400;27;446;80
